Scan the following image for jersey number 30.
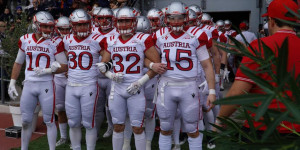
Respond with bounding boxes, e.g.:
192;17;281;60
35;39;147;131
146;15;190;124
68;51;93;70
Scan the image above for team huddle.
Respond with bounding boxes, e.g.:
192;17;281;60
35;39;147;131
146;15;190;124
7;1;240;150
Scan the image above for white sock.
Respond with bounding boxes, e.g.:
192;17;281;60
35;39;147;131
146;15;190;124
96;111;105;134
122;137;131;150
203;111;214;131
59;123;68;139
145;117;155;141
124;117;132;139
47;122;57;150
113;131;124;150
70;127;82;150
146;140;152;150
106;106;113;128
21;122;33;150
134;132;146;150
86;127;97;150
159;133;172;150
188;134;203;150
173;118;181;145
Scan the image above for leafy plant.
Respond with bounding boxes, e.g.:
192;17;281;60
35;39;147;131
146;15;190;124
1;13;29;85
203;10;300;150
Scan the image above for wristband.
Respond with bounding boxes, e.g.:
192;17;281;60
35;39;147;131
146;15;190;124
105;62;113;71
149;62;154;70
209;89;216;95
138;74;150;85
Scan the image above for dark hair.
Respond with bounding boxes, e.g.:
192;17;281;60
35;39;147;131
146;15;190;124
273;18;294;28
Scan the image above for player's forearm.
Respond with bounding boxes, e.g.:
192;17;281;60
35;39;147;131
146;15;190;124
211;42;221;74
101;51;111;63
146;69;157;79
201;59;215;90
145;46;161;63
54;64;68;74
144;58;151;69
11;63;23;80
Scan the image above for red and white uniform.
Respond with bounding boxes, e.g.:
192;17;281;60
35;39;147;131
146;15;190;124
63;33;104;128
18;33;64;124
93;27;119;132
225;29;237;38
103;32;154;127
235;30;257;44
154;27;209;133
218;31;228;43
198;24;219;49
64;33;103;84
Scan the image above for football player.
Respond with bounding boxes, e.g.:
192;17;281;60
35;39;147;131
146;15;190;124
8;11;68;150
98;7;161;150
54;16;71;147
153;2;216;149
63;9;105;150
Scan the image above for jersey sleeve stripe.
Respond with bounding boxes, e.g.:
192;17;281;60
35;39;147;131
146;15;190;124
193;28;201;36
92;34;97;39
191;27;197;33
140;33;145;39
94;35;101;40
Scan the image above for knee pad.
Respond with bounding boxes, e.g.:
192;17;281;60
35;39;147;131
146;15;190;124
131;119;142;127
22;122;32;129
68;119;81;128
182;105;199;123
82;121;93;129
56;104;65;111
160;121;172;131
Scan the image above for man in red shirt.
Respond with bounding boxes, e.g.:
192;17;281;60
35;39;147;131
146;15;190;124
216;0;300;133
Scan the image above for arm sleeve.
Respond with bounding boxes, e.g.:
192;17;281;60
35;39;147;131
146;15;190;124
55;41;65;55
55;52;68;64
15;49;26;64
212;29;219;40
144;35;154;52
196;45;210;61
99;37;108;52
196;32;209;49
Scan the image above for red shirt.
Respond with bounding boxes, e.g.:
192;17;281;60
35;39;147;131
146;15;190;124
235;29;300;133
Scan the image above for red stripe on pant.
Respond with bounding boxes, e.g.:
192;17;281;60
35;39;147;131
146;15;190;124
92;84;99;128
140;96;147;128
51;80;56;123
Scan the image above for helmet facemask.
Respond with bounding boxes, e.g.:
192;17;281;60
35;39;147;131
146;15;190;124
56;27;71;37
34;22;55;39
149;17;162;32
166;14;188;32
72;21;91;38
116;18;136;35
97;16;113;31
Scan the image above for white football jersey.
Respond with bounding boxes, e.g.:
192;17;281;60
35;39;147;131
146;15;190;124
199;25;219;49
63;33;104;84
18;34;64;81
105;32;154;84
235;31;257;44
225;29;237;37
154;27;209;79
218;31;228;43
